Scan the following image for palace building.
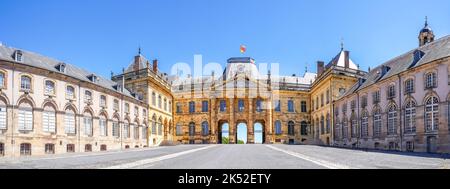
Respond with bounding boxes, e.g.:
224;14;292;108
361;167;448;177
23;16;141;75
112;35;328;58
0;20;449;157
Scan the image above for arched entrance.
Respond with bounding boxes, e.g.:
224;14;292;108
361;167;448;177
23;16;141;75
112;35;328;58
254;122;265;144
218;122;229;144
236;123;248;144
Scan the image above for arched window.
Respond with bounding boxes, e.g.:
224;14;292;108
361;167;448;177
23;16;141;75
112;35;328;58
83;111;93;136
20;76;31;91
176;123;183;136
326;114;330;134
112;117;120;137
158;118;162;136
288;121;295;136
425;72;437;89
66;86;75;99
404;100;416;134
189;122;195;136
373;108;382;137
152;116;157;135
301;121;308;136
65;107;76;134
387;104;397;135
42;104;56;133
158;95;162;109
202;121;209;136
425;96;439;132
99;114;107;136
342;118;348;139
152;92;156;106
351;113;358;138
18;101;33;131
320;116;325;135
189;101;195;113
275;120;282;135
164;98;167;111
44;80;55;95
361;111;369;137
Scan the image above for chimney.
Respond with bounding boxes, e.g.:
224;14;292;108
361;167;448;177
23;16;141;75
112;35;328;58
344;51;350;68
317;61;325;76
133;55;142;71
152;59;158;72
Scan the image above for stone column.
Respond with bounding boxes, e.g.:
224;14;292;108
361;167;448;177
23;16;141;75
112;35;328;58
229;98;235;144
266;96;273;144
248;98;254;144
210;98;216;143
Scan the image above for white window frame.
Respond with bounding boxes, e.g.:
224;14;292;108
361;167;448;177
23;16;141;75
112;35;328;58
18;108;33;131
0;106;7;130
42;110;56;133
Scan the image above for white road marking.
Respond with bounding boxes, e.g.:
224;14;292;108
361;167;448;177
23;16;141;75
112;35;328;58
104;145;218;169
20;147;167;161
266;145;355;169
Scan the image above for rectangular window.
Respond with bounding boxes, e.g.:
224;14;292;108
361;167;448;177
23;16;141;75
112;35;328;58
42;111;56;133
321;94;324;107
134;125;139;139
256;99;262;112
100;96;107;107
123;123;129;138
387;85;396;99
65;113;76;134
0;143;4;156
142;126;147;140
84;117;93;136
351;100;356;110
405;79;415;94
189;102;195;113
112;122;120;137
45;144;55;154
288;100;294;112
238;99;244;112
0;73;5;88
99;119;107;136
274;100;281;112
20;143;31;156
202;101;208;112
113;100;119;111
372;91;380;103
176;124;183;136
0;106;6;130
20;76;31;91
326;90;330;104
361;96;368;108
176;103;182;113
220;100;227;112
67;144;75;153
18;109;33;131
125;103;130;113
301;101;307;113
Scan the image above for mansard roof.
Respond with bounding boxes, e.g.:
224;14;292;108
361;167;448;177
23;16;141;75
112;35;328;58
0;45;139;100
339;35;450;99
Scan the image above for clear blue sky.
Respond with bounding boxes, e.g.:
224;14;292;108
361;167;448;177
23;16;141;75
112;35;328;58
1;0;449;78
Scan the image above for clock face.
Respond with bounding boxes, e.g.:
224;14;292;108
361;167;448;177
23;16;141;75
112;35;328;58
237;65;245;73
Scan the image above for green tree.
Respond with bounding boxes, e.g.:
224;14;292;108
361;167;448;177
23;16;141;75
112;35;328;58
222;137;229;144
237;140;245;144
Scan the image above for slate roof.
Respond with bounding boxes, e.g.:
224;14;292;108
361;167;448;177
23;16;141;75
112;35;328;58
0;45;138;99
339;35;450;99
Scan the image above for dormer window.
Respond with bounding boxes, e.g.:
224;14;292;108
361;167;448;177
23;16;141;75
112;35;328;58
55;63;66;73
14;50;23;62
87;74;98;83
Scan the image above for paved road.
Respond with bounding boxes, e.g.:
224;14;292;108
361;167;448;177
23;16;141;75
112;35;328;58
0;145;449;169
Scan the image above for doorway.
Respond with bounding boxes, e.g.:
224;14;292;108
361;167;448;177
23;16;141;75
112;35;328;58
236;123;248;144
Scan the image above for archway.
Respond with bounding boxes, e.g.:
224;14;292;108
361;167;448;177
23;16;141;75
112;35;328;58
236;123;248;144
218;122;229;144
253;122;264;144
